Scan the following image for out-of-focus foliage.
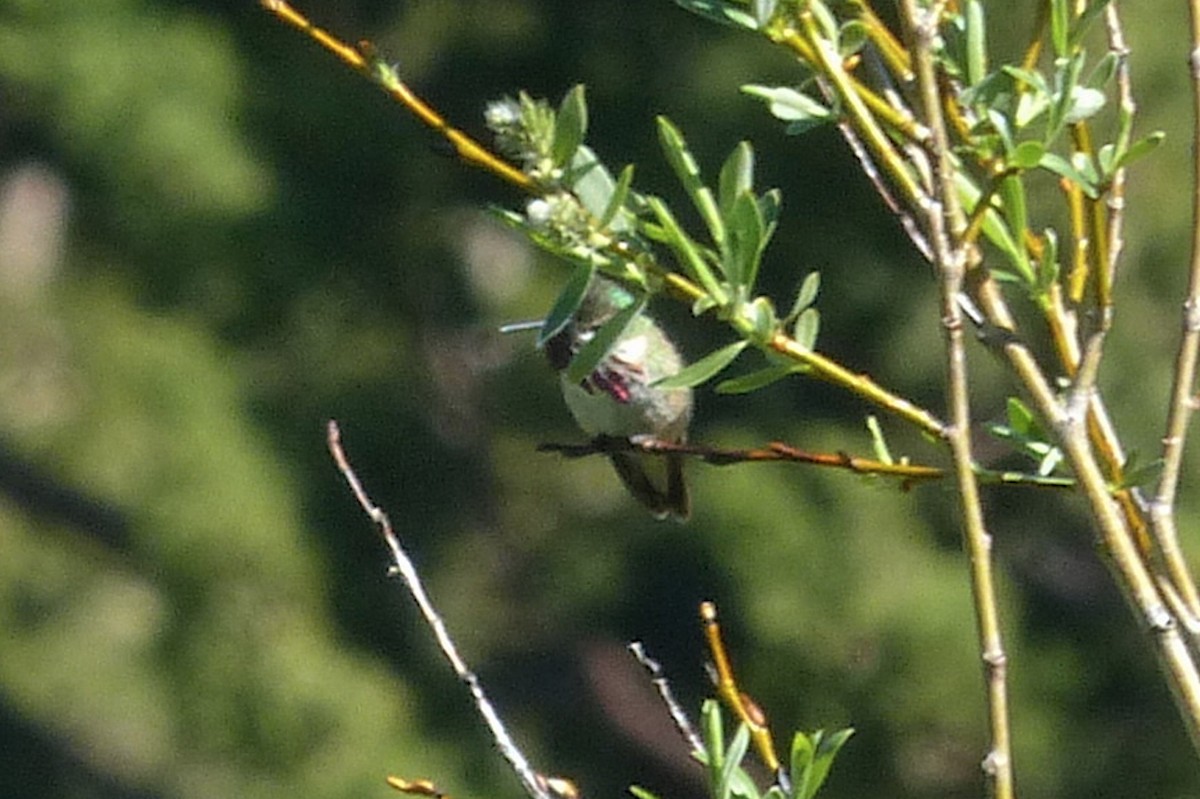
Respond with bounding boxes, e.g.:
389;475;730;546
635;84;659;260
1;2;1198;799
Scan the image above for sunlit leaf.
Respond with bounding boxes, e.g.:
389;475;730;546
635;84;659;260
552;84;588;168
741;85;833;128
786;271;821;321
672;0;759;29
792;307;820;350
600;163;637;231
716;364;803;394
655;340;750;388
538;263;595;347
718;142;755;221
657;116;726;252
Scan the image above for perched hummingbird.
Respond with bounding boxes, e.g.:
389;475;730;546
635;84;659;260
544;278;693;520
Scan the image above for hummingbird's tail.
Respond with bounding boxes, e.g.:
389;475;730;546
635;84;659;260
608;451;690;521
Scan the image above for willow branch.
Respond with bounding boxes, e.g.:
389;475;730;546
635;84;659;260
900;4;1014;797
327;421;558;799
1152;0;1200;626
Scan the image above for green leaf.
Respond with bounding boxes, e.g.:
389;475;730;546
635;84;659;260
1009;140;1045;170
1115;131;1165;170
655;340;750;389
672;0;759;29
791;728;854;799
741;296;778;342
718;142;755;222
645;196;727;302
569;147;618;219
1006;396;1037;437
792;307;820;350
538;263;595;347
1049;0;1070;57
657;116;726;253
752;0;777;28
741;85;833;128
552;85;588;168
1069;0;1116;48
600;163;637;231
718;725;753;799
865;416;893;465
955;173;1033;283
716;364;803;394
1038;151;1099;197
700;700;725;786
565;294;646;385
628;787;660;799
786;271;821;321
838;20;868;58
725;190;765;289
964;0;987;86
997;174;1028;264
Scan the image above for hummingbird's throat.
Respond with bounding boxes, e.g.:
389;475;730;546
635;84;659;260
585;367;633;405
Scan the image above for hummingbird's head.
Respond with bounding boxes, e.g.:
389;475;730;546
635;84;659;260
542;277;636;371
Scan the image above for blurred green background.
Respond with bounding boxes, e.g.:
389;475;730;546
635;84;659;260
2;1;1200;797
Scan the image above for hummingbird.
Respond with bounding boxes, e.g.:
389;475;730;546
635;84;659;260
543;278;693;520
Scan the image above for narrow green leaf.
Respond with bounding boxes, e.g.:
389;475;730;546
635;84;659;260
646;196;727;301
792;307;820;350
1086;50;1119;90
628;787;660;799
790;732;816;799
1006;396;1037;438
753;0;776;30
657;116;726;253
552;85;588;168
787;272;821;321
565;294;646;385
997;174;1028;261
866;416;893;465
1115;131;1165;170
741;85;833;126
655;340;749;389
716;364;802;394
741;296;777;342
838;20;869;58
1049;0;1069;57
1069;0;1116;48
600;163;637;231
726;190;765;289
538;263;595;347
798;728;854;799
1038;151;1099;197
700;700;725;788
570;147;617;219
718;142;755;221
964;0;987;86
756;189;782;240
718;725;752;799
955;174;1033;282
672;0;758;29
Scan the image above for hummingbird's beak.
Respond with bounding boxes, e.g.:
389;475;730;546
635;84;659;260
497;319;545;335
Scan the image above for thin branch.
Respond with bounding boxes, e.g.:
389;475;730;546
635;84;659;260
326;420;557;799
627;642;705;756
700;602;787;789
899;3;1014;798
1151;0;1200;625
